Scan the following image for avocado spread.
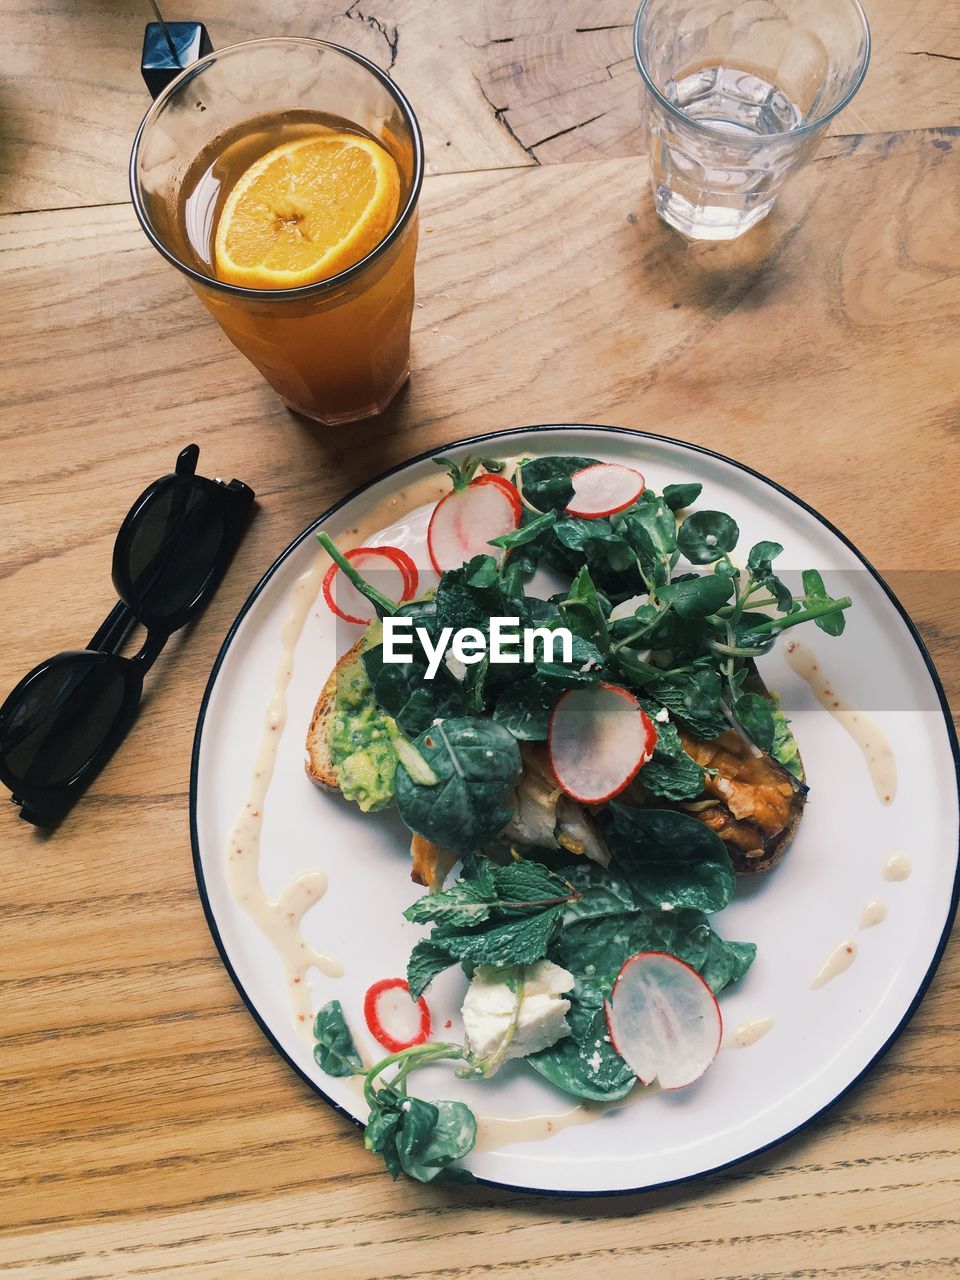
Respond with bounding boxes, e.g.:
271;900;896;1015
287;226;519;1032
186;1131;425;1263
330;627;398;812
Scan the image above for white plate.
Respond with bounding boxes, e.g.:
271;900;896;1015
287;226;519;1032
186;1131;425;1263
191;426;959;1195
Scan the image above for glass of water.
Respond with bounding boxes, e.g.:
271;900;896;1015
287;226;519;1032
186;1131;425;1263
633;0;870;241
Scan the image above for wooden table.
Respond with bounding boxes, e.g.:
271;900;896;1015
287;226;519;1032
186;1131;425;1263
2;3;958;1276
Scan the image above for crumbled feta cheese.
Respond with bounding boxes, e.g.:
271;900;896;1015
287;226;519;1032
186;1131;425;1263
705;533;718;547
461;960;574;1075
661;902;674;911
608;594;649;623
655;706;670;724
445;654;467;680
587;1051;603;1074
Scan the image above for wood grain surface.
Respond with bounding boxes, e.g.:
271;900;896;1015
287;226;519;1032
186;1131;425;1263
1;1;958;1276
3;0;960;210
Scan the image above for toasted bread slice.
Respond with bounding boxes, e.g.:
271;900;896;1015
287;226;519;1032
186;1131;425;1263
678;664;806;875
304;637;366;791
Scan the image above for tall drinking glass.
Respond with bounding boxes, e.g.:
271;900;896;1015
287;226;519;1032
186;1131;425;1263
131;39;423;424
633;0;870;241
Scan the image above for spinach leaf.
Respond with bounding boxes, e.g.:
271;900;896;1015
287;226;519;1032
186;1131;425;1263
662;482;702;511
518;455;598;512
555;903;755;997
552;905;716;985
395;717;522;856
561;861;640;922
734;691;776;753
492;676;557;739
636;716;706;801
531;896;754;1099
364;645;466;736
528;1020;635;1101
313;1000;363;1077
699;935;758;993
534;633;604;686
677;511;740;564
577;1006;636;1093
603;804;736;913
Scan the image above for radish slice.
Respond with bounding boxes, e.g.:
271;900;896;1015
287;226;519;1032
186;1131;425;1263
364;978;432;1053
322;546;418;625
548;682;657;803
475;472;523;523
566;463;645;518
376;545;419;599
605;952;721;1089
428;476;521;574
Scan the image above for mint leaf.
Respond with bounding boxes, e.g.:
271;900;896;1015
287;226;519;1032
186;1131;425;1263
407;940;455;998
404;879;495;928
636;715;705;801
438;906;564;968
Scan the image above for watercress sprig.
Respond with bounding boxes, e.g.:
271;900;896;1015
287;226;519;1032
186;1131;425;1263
316;530;399;618
313;1001;476;1184
434;454;504;490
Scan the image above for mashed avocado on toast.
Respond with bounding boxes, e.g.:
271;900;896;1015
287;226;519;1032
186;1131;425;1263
329;627;397;812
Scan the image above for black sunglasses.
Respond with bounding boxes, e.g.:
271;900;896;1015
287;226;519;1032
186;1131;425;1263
0;445;255;827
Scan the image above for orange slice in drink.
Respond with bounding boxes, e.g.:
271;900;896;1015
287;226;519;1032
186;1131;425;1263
214;133;401;290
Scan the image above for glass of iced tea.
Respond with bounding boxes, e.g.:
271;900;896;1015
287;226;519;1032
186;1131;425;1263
130;39;423;424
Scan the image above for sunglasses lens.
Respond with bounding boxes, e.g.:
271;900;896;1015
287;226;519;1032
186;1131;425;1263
125;480;226;623
0;655;130;789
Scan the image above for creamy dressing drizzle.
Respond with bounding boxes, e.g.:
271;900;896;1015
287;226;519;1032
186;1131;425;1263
225;472;452;1036
811;939;857;988
783;640;896;804
730;1016;775;1048
859;899;888;928
475;1080;660;1151
884;852;912;881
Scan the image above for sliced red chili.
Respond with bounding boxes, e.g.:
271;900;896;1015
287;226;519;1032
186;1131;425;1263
363;978;432;1053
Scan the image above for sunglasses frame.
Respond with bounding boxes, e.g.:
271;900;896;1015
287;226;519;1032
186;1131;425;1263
0;445;254;827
